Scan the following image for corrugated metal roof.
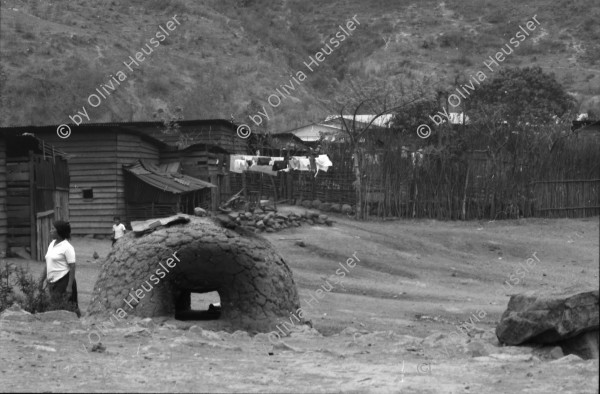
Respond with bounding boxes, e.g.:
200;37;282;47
158;162;181;173
124;160;216;194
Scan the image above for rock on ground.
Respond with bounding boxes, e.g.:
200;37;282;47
496;287;599;359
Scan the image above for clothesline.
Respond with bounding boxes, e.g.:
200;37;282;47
229;154;333;177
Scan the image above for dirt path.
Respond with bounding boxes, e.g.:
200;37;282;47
1;213;598;393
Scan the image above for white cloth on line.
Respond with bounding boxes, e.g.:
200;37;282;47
315;154;332;172
234;159;248;173
229;155;248;173
294;157;311;171
314;154;332;177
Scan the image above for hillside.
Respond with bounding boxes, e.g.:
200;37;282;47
0;0;599;131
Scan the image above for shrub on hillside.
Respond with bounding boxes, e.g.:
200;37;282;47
451;51;473;66
438;31;471;49
146;76;171;97
520;39;566;55
581;16;600;40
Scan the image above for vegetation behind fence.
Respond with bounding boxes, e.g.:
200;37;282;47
231;125;599;220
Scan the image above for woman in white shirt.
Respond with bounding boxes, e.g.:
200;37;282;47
38;221;80;317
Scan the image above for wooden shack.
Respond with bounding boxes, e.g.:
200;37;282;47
160;144;229;210
0;125;164;235
124;119;247;209
123;160;215;220
121;119;247;154
0;134;69;260
0;119;248;235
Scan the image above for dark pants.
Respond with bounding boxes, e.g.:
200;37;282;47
48;273;81;317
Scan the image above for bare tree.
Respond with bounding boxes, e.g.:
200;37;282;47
330;79;432;219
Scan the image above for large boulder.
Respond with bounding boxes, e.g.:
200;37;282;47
88;215;303;333
496;287;599;359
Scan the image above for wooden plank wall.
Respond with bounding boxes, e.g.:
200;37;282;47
39;132;120;235
54;190;69;221
31;130;161;235
6;159;30;248
116;133;160;226
0;139;6;257
161;148;215;180
35;210;54;261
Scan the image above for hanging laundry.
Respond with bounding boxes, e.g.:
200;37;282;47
229;154;295;175
257;157;271;166
314;154;333;177
315;154;333;172
289;157;301;170
269;157;284;166
247;165;278;176
272;159;288;171
233;159;248;173
229;155;246;173
297;157;311;171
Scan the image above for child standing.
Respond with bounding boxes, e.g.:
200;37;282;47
111;216;126;246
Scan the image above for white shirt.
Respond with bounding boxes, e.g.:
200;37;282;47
113;223;126;239
315;154;332;172
45;240;76;283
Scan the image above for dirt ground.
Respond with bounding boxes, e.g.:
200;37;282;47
1;210;599;393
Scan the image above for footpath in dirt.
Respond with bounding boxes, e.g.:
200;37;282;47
1;212;598;393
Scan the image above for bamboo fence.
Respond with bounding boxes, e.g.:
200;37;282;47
230;131;599;219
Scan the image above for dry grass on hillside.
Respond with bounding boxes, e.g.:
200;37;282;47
0;0;598;129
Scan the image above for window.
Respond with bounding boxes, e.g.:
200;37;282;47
82;188;94;199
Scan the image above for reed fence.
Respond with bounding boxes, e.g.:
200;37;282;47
230;130;599;220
